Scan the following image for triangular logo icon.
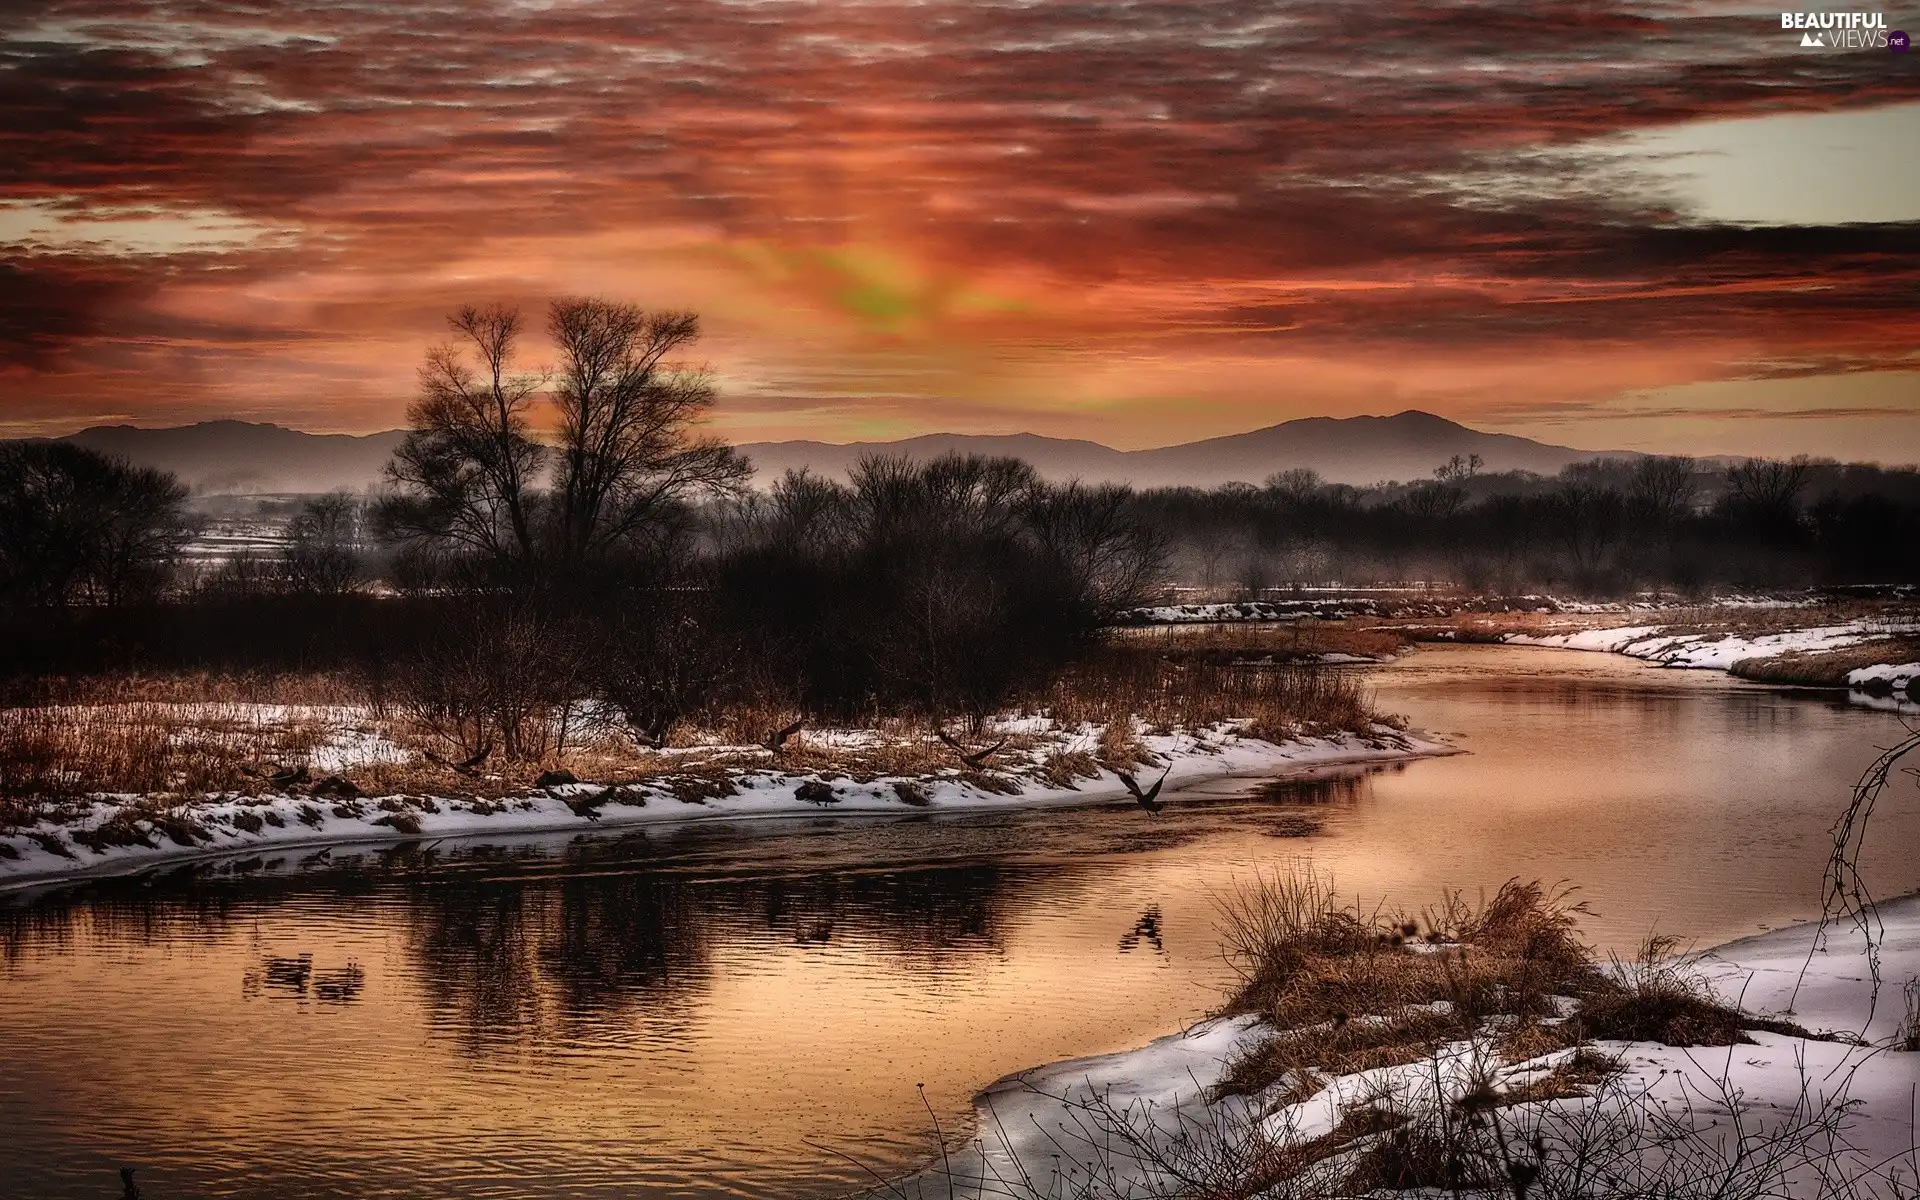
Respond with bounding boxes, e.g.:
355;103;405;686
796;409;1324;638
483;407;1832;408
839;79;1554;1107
1800;30;1823;46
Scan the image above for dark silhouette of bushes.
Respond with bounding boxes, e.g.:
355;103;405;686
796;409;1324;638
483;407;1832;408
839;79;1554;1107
1137;455;1920;594
691;455;1166;730
0;442;192;607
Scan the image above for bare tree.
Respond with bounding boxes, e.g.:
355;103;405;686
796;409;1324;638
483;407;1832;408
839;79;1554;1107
548;298;748;561
283;492;368;595
378;304;546;566
378;298;747;570
1725;455;1814;532
1021;481;1167;620
1629;455;1698;530
1264;468;1322;503
1552;477;1626;573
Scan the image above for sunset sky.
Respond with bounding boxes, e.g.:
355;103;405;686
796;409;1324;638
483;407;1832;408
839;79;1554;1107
3;1;1918;460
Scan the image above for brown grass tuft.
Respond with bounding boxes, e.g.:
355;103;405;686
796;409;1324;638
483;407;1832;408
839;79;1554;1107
1213;870;1792;1103
1043;640;1380;742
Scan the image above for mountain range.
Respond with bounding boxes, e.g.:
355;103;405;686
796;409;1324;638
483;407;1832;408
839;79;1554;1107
39;411;1636;495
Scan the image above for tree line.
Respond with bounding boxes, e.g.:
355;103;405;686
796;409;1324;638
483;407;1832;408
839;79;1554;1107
1144;452;1920;595
4;297;1916;733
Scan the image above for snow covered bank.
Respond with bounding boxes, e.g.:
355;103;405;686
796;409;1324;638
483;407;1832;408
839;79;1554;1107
1851;662;1920;695
1121;592;1834;627
1505;621;1916;672
0;725;1453;891
1507;619;1920;701
922;899;1920;1198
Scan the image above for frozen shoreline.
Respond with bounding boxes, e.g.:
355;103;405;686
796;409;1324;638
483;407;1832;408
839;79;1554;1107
929;896;1920;1198
0;726;1455;891
1505;619;1920;699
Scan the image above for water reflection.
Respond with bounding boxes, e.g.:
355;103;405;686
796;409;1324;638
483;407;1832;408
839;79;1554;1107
3;645;1918;1199
243;954;366;1005
1118;906;1166;954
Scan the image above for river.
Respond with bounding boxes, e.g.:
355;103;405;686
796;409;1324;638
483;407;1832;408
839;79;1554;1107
3;645;1916;1198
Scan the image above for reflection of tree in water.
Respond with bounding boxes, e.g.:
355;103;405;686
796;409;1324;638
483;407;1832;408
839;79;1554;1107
0;861;387;966
5;831;1061;1055
538;874;711;1019
743;866;1008;961
403;864;1017;1051
1240;769;1384;838
404;879;549;1052
1249;772;1370;807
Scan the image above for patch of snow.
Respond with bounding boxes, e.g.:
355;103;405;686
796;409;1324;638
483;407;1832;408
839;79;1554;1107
1849;662;1920;692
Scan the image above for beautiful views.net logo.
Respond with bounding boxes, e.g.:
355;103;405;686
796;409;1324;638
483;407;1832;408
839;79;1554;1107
1780;11;1900;48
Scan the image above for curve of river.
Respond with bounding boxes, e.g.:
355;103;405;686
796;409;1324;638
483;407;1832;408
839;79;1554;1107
3;645;1917;1198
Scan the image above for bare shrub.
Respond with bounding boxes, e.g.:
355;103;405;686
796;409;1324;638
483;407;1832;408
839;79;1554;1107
391;599;585;761
1041;637;1381;742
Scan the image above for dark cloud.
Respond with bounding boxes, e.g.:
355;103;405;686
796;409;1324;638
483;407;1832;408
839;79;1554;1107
0;256;149;369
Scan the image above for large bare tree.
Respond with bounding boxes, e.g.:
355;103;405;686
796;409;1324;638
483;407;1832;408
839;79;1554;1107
380;304;546;566
379;298;747;569
0;443;191;606
548;298;747;561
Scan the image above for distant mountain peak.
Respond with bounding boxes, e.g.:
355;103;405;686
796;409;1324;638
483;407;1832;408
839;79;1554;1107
26;411;1638;494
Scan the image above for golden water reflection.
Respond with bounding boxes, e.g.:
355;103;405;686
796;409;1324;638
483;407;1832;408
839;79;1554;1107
2;646;1916;1198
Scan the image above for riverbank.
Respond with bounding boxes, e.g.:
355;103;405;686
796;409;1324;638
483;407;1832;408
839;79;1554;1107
0;722;1453;890
920;890;1920;1199
1121;592;1920;700
1503;620;1920;695
1376;603;1920;700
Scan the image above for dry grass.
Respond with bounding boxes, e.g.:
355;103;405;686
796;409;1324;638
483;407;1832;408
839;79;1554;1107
1581;934;1811;1046
1038;748;1102;788
1042;640;1384;743
0;700;339;800
0;635;1394;816
0;671;367;709
1212;871;1801;1102
1113;621;1411;662
1730;635;1920;689
1222;1006;1467;1103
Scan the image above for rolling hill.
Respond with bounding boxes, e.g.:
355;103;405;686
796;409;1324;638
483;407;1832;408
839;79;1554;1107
34;411;1635;494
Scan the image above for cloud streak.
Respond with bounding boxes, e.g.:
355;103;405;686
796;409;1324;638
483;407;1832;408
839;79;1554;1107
3;0;1918;448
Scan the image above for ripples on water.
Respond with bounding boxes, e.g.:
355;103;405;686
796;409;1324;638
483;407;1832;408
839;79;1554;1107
3;645;1917;1198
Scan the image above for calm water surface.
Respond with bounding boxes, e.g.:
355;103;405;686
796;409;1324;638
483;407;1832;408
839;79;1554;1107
3;645;1917;1198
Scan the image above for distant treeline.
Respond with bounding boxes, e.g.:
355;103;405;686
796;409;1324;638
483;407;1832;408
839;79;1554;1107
1139;454;1920;594
4;299;1915;731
